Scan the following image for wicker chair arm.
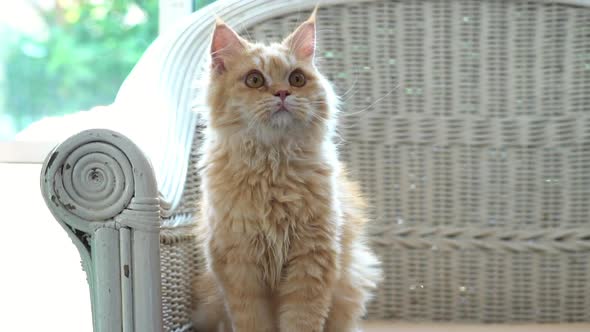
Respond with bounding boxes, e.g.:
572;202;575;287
40;128;163;332
40;129;159;231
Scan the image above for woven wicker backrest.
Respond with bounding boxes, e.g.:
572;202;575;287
163;0;590;328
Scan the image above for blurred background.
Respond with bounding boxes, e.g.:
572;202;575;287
0;0;214;142
2;0;152;140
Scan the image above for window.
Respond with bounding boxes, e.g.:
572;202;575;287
1;2;215;330
0;0;214;163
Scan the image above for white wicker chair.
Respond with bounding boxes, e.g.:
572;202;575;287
40;0;590;331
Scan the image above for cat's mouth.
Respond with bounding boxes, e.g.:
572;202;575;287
273;105;290;115
268;105;295;128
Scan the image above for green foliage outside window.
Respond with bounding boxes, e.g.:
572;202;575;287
0;0;215;139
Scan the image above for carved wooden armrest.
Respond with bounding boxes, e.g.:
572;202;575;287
40;129;163;332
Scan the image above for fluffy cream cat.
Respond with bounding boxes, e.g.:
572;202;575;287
192;8;381;332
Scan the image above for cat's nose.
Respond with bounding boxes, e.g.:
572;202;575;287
274;90;291;102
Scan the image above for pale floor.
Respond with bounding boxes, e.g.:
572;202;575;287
1;163;589;331
362;322;590;331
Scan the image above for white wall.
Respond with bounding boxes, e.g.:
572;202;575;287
0;163;92;331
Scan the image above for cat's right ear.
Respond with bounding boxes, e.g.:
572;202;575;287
211;18;245;74
282;6;318;61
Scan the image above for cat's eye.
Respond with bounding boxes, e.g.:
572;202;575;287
245;70;265;88
289;70;306;87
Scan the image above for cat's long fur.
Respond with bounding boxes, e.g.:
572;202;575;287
192;10;381;332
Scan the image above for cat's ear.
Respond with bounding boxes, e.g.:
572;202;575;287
211;18;246;73
283;6;317;61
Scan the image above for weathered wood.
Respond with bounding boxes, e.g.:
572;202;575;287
133;229;163;332
40;129;162;331
120;228;134;332
93;227;122;332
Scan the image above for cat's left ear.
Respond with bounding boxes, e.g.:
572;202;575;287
211;18;246;73
283;6;318;61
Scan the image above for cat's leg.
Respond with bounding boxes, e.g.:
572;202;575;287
324;244;381;332
323;278;365;332
209;246;274;332
278;235;338;332
191;271;232;332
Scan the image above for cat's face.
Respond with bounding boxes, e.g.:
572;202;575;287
206;12;335;142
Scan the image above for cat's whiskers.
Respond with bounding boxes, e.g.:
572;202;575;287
247;106;267;132
288;101;329;125
307;100;329;106
306;111;330;125
341;83;400;118
338;68;361;100
287;99;314;123
238;24;253;43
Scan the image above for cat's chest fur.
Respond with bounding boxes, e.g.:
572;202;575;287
203;141;334;288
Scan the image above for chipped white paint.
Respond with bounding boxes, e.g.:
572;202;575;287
40;129;162;332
